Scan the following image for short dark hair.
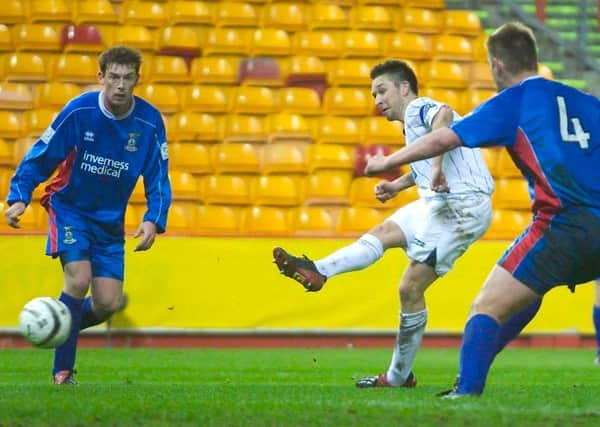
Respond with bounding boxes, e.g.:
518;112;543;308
370;60;418;95
98;45;142;74
487;22;538;74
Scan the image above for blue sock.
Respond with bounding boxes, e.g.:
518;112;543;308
53;292;83;375
456;314;500;395
495;299;542;354
80;297;105;330
593;305;600;356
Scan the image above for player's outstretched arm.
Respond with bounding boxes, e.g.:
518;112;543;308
133;221;157;252
365;127;462;176
4;201;26;229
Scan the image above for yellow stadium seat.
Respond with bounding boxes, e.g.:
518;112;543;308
124;204;139;233
191;57;240;85
462;88;495;114
51;54;97;84
168;1;213;26
384;32;431;60
34;82;80;110
182;85;229;114
361;116;404;146
0;0;28;24
307;4;348;30
538;63;554;80
194;204;239;235
1;52;47;82
168;142;212;174
472;34;489;62
309;144;354;172
278;87;322;116
485;209;530;240
135;84;180;114
261;143;308;175
30;0;71;24
261;3;306;32
239;206;292;236
304;170;352;206
494;178;531;211
224;114;267;143
113;25;155;52
397;8;443;34
432;34;474;62
479;147;500;177
74;0;118;25
282;55;327;80
0;139;13;166
0;82;33;110
292;206;334;236
130;177;145;203
340;31;381;58
420;61;469;89
469;61;496;90
121;1;167;28
0;25;12;52
251;29;292;57
149;55;191;83
170;170;200;201
230;86;277;115
328;58;375;87
293;31;341;58
335;207;383;236
403;0;446;9
266;113;313;144
156;26;202;58
316;116;361;145
200;174;251;205
169;112;222;143
165;201;197;234
349;176;385;208
12;24;60;52
421;87;464;114
252;175;303;206
351;6;394;31
444;10;482;37
212;143;260;174
496;149;523;178
215;2;258;28
11;137;35;166
23;110;57;138
324;87;373;116
204;28;250;56
0;111;22;139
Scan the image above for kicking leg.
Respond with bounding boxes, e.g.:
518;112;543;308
80;277;125;330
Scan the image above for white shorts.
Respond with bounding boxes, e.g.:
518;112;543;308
385;193;492;276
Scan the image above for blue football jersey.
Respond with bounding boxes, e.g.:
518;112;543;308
7;91;172;232
451;76;600;213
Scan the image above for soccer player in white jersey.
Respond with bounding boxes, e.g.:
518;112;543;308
272;60;494;388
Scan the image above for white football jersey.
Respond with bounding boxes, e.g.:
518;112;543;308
404;97;494;198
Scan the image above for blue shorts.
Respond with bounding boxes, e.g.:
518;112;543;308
499;207;600;295
46;205;125;281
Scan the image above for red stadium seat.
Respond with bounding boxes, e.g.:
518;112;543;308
60;24;104;53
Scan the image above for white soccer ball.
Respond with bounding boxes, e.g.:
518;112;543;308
18;297;72;349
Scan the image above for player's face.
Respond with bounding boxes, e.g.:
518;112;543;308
99;63;139;115
371;75;405;122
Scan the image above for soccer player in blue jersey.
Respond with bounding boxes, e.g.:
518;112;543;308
4;46;172;384
365;21;600;397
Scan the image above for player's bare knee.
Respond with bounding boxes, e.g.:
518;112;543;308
92;297;120;317
399;280;424;306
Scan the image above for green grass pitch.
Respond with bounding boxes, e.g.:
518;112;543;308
0;347;599;426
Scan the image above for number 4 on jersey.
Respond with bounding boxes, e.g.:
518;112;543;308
557;96;590;149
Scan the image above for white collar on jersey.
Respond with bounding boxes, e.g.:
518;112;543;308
98;91;136;120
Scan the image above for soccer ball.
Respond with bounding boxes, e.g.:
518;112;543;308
18;297;72;349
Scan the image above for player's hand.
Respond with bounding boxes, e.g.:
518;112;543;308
430;167;449;193
374;181;400;203
364;153;389;176
133;221;157;252
4;201;26;229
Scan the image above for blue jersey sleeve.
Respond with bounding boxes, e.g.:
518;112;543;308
7;108;76;205
450;89;521;148
140;118;171;233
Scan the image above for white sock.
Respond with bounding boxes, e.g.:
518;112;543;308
314;233;384;278
386;309;427;386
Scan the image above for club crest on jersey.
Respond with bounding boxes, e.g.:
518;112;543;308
63;226;77;245
125;133;138;152
84;131;94;142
